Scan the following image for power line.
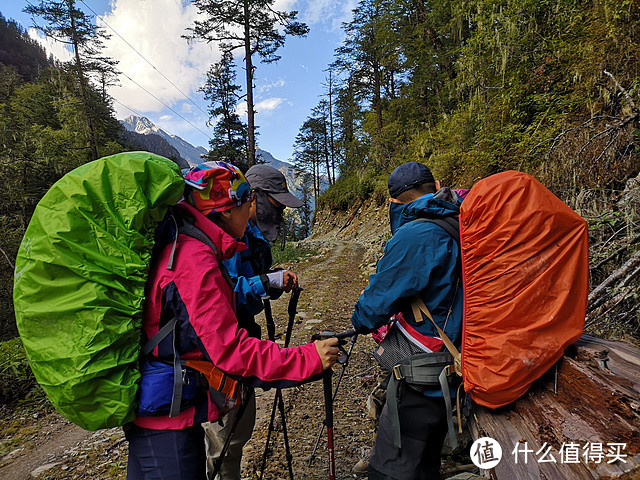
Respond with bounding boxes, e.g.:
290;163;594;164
112;98;144;118
79;0;211;119
117;69;211;138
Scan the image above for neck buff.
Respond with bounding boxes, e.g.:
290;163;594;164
255;190;284;243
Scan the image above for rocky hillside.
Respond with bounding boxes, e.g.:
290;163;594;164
303;199;391;271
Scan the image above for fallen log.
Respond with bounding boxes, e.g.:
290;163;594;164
467;334;640;479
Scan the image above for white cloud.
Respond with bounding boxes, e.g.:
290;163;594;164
256;98;285;113
257;79;286;94
160;115;172;121
302;0;333;26
274;0;299;12
28;28;74;63
236;97;285;118
236;101;248;118
99;0;220;116
300;0;356;30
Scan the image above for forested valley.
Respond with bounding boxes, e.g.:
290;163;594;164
0;2;639;478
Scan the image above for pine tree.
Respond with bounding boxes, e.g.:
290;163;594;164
24;0;119;160
200;50;248;170
188;0;308;167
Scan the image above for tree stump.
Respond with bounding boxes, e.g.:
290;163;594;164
467;334;640;479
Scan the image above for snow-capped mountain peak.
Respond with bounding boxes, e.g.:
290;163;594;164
121;115;208;166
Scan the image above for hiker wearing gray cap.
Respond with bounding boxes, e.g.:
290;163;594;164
203;163;302;480
245;163;303;244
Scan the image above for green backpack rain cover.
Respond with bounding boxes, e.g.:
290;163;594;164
14;152;185;430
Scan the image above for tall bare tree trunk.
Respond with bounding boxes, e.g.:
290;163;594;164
323;119;332;186
243;0;256;167
373;60;383;132
328;70;336;184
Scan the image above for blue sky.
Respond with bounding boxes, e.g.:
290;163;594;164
1;0;356;163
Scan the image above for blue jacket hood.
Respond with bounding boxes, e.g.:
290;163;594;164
389;189;460;235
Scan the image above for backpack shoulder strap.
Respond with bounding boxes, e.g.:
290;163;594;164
165;214;234;290
414;216;460;242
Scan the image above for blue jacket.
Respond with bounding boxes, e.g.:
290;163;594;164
351;193;463;348
223;221;282;338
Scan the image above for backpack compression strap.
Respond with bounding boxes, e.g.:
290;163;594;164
414;216;460;243
410;297;464;443
411;297;461;375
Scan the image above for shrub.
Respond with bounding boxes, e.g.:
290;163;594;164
0;337;39;405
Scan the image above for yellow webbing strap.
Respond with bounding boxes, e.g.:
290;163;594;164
412;296;462;376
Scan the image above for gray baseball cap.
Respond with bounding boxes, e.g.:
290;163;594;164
245;164;303;208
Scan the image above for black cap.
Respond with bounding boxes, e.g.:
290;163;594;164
388;162;435;198
245;164;303;208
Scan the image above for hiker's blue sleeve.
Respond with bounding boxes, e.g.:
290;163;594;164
233;275;268;316
223;255;284;317
351;222;459;335
223;254;267;317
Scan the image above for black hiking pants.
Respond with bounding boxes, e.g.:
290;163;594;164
125;423;207;480
369;383;448;480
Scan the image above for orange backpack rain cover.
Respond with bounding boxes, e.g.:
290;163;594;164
459;171;589;408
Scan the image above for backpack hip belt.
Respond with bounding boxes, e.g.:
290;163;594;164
387;351;458;451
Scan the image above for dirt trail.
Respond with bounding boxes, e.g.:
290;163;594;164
0;418;91;479
0;408;127;480
242;239;377;479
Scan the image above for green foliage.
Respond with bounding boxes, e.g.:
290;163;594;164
271;243;318;265
0;59;126;338
0;338;41;405
0;13;51;82
317;0;640;210
317;170;381;210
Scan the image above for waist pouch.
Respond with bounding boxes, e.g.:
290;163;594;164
184;359;242;414
137;359;204;417
372;322;430;372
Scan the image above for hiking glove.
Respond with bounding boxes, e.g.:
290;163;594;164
266;270;286;289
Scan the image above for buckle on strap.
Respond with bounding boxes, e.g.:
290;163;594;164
393;364;405;381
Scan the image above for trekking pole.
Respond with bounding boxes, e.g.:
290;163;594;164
308;331;358;467
259;288;302;479
263;298;276;343
308;329;357;478
323;368;336;480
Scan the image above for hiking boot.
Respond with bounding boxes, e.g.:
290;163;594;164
352;457;369;476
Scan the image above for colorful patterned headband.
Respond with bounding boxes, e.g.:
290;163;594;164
184;161;252;215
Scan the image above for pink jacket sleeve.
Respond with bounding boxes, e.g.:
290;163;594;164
175;238;322;383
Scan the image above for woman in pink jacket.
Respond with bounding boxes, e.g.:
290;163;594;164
126;161;339;479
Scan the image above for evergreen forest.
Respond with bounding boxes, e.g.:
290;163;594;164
293;0;640;338
0;11;182;338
